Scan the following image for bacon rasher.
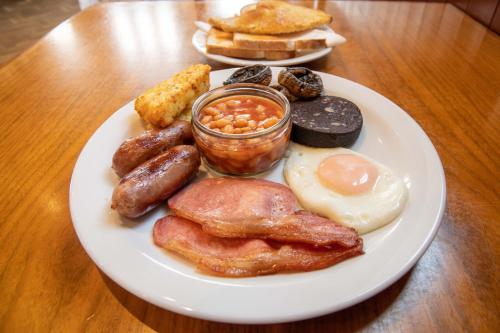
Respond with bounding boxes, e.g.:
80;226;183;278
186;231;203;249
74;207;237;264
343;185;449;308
153;216;363;277
168;177;360;248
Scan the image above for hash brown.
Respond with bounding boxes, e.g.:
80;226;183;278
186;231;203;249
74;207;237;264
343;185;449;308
135;64;211;128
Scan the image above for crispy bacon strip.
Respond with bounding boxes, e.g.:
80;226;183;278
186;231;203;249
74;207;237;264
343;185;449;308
168;177;360;247
153;216;363;277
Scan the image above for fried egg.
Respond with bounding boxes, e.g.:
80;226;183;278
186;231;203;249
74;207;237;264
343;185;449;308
284;144;408;234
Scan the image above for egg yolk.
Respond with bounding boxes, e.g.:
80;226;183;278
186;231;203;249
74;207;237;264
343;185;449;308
317;154;379;195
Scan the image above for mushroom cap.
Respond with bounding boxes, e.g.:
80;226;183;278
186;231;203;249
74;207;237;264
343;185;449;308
223;65;272;86
278;67;323;98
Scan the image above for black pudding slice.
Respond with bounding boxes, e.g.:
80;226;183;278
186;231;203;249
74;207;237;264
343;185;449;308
291;96;363;148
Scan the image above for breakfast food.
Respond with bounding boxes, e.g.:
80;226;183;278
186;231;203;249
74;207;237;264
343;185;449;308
202;1;346;61
270;85;298;102
168;177;361;247
223;65;272;86
207;28;296;60
192;84;291;174
208;0;332;35
278;67;323;98
112;120;193;177
233;28;336;51
135;64;211;128
199;95;284;134
284;144;408;234
176;107;193;122
153;216;363;277
291;96;363;147
106;64;410;278
111;145;200;218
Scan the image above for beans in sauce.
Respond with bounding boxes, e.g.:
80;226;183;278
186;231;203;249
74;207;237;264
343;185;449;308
199;95;284;134
194;94;291;175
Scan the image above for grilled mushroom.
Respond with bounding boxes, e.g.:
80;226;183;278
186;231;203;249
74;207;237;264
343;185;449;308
278;67;323;98
223;65;272;86
270;84;298;102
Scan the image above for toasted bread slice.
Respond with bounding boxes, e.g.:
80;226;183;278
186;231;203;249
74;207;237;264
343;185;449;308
234;29;336;51
206;28;295;60
208;0;332;35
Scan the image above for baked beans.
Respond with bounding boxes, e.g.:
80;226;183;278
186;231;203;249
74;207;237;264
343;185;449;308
192;86;291;175
198;95;284;134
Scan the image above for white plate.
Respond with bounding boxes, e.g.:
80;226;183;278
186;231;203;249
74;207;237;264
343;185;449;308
192;29;335;66
70;68;446;324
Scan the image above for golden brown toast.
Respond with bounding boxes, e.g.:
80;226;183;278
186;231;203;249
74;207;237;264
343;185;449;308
208;0;332;35
233;29;335;51
206;28;295;60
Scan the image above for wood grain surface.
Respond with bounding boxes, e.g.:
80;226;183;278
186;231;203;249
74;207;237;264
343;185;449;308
0;1;499;332
0;0;80;65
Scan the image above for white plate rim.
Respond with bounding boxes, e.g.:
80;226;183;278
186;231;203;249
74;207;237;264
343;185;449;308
69;68;446;324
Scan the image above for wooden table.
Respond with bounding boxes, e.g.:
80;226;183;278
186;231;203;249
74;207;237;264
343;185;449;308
1;1;499;331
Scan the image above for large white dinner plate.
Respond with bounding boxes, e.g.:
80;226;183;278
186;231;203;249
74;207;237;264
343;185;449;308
70;68;446;324
192;28;335;66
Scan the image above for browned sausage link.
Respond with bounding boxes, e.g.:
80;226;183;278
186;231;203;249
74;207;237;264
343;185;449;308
112;120;193;177
111;145;200;218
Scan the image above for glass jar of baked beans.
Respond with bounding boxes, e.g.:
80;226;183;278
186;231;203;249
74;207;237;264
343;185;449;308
192;83;291;175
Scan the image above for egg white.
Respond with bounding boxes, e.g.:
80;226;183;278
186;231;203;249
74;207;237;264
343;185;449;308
284;144;408;234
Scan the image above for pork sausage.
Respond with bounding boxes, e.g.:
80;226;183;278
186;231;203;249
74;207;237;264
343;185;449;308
112;120;193;177
111;145;200;218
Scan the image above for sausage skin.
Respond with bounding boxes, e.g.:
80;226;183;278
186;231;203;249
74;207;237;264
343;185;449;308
112;120;193;177
111;145;200;218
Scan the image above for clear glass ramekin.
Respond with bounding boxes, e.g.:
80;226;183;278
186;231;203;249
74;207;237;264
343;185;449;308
191;83;291;175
